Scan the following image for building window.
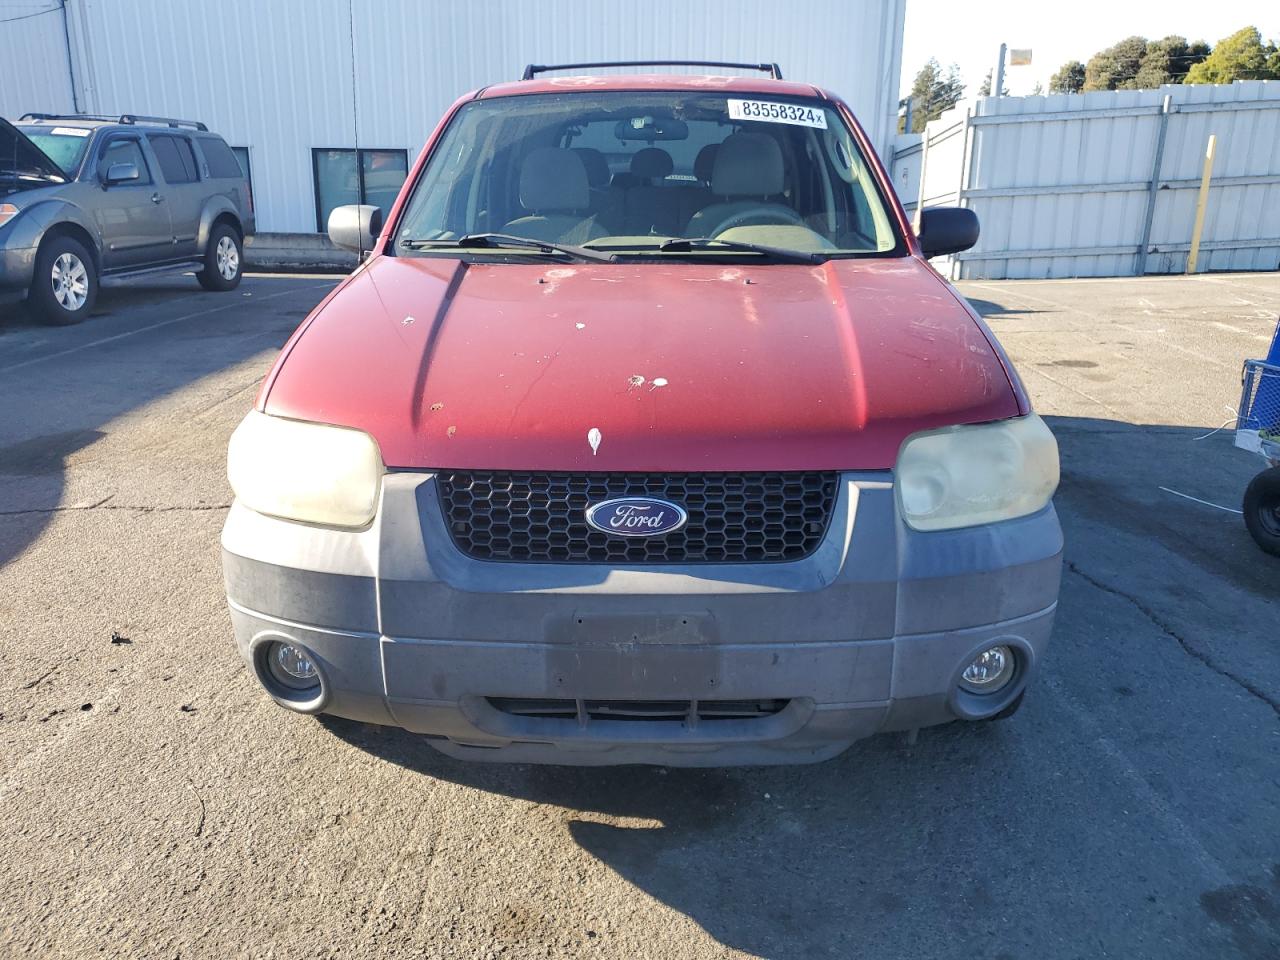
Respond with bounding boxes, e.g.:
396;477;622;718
312;148;409;233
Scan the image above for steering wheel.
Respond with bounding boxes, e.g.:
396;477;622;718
706;205;807;237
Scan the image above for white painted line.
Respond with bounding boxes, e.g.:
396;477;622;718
1158;486;1243;514
0;284;327;375
1209;321;1270;341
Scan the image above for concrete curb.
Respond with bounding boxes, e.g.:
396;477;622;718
244;233;357;272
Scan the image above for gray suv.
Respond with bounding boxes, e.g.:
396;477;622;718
1;114;255;325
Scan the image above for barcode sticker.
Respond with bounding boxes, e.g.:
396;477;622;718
727;100;827;129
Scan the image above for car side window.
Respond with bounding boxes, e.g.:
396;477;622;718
147;135;198;184
195;136;244;179
98;137;152;185
173;137;200;181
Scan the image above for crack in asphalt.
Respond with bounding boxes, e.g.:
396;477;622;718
0;499;231;518
183;774;207;839
1067;561;1280;718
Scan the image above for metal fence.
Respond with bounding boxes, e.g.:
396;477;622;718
891;81;1280;279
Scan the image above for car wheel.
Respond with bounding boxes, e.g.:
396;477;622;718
197;224;243;291
29;236;98;325
1243;466;1280;557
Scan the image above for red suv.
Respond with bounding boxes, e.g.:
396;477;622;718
222;63;1061;766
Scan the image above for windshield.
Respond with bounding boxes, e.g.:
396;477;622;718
395;92;902;260
16;125;93;176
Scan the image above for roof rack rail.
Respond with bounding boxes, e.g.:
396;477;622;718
521;60;783;81
20;113;118;123
119;114;208;131
18;112;208;131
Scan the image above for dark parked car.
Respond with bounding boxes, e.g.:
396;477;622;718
0;114;254;324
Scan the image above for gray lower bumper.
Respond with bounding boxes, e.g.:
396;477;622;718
0;243;37;297
222;472;1063;766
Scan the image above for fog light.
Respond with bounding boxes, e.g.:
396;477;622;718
959;645;1015;694
266;642;319;691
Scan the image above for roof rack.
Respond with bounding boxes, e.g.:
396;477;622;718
20;113;116;123
521;60;783;81
18;112;208;131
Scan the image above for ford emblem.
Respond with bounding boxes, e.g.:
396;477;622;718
585;497;688;538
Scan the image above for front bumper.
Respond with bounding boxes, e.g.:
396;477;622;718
0;243;37;299
222;473;1062;765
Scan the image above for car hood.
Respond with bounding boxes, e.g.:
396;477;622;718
0;118;68;185
261;255;1022;471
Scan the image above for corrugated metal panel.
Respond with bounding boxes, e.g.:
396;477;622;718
0;1;76;116
893;81;1280;279
38;0;903;232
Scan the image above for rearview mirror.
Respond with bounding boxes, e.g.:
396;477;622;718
918;207;979;259
327;204;383;253
104;162;140;185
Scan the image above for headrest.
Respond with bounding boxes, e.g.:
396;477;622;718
693;143;719;184
519;147;588;212
630;147;673;181
712;132;784;198
572;147;610;188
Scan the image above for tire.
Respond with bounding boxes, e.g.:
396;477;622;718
28;235;98;325
197;223;243;291
1243;466;1280;557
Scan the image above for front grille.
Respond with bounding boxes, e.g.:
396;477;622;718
436;471;839;563
487;697;789;724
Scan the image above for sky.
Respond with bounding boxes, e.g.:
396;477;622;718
900;0;1280;99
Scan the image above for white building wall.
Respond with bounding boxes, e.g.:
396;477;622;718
3;0;906;233
0;1;77;116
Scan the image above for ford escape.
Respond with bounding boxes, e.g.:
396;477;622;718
221;63;1062;766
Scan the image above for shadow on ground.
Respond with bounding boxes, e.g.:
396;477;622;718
0;277;332;571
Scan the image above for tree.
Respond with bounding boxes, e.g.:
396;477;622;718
976;69;1007;98
1049;60;1086;94
1084;36;1147;90
1186;26;1280;83
1135;35;1210;87
903;58;965;132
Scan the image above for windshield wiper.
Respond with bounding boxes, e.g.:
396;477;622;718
400;232;615;262
656;237;823;264
0;168;63;182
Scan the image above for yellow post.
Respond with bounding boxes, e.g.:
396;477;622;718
1186;133;1217;275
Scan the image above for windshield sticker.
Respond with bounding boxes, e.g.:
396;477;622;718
50;127;91;137
727;100;827;129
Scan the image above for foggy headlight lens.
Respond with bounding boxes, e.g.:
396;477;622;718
227;411;383;527
266;642;321;691
897;414;1059;531
960;645;1015;693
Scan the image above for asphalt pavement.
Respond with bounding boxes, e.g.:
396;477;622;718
1;270;1278;960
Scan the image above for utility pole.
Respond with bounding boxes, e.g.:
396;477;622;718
993;43;1007;100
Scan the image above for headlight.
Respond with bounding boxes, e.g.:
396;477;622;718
227;411;383;527
896;414;1059;531
0;204;19;228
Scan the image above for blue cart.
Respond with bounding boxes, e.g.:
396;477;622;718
1236;322;1280;555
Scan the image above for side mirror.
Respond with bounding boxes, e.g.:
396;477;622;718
103;161;140;185
918;207;979;258
327;204;383;253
